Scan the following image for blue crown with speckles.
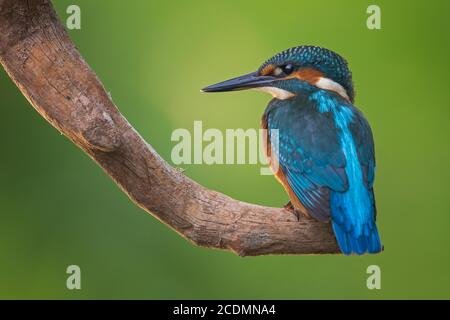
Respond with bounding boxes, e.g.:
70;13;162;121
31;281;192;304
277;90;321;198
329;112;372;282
260;46;355;102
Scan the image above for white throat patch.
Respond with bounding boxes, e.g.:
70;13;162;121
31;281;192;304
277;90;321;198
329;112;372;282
253;87;295;100
315;77;350;101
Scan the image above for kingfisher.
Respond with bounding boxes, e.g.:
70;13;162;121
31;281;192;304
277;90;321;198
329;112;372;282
202;45;382;255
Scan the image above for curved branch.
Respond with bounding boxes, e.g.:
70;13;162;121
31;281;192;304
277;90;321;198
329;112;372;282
0;0;339;256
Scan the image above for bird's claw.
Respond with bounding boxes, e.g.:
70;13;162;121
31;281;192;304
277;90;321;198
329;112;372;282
283;201;300;221
283;201;294;210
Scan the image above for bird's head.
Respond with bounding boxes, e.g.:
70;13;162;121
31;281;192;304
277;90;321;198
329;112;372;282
202;45;354;103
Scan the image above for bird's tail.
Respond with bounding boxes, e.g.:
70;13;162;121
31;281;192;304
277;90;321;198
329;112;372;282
332;220;382;255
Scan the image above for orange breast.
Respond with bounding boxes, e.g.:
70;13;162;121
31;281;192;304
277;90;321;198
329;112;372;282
261;115;308;216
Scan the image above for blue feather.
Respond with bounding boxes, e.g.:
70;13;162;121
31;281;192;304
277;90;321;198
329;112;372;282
265;89;382;255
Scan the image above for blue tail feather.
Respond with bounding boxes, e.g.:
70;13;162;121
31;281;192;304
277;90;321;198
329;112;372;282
368;225;382;253
330;176;382;255
332;220;382;255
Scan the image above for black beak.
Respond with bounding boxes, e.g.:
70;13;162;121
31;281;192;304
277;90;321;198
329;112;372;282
201;72;276;93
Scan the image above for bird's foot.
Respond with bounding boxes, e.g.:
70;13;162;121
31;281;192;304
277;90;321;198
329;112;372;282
283;201;300;221
283;201;294;210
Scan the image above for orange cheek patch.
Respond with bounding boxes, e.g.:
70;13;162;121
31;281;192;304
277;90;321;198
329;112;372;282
259;64;275;76
287;68;324;85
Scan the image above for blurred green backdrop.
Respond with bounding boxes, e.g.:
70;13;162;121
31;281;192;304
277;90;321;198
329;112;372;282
0;0;449;299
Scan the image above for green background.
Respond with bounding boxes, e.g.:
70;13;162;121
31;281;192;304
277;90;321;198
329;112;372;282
0;0;449;299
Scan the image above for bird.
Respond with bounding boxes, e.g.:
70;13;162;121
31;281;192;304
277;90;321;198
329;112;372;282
201;45;382;255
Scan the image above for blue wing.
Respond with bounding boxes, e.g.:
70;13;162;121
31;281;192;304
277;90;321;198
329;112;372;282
265;92;381;255
266;96;348;221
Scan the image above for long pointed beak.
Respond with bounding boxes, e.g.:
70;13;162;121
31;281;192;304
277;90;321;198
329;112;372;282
201;72;276;93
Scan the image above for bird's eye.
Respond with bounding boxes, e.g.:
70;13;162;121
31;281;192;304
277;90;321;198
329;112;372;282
282;64;294;75
273;64;294;77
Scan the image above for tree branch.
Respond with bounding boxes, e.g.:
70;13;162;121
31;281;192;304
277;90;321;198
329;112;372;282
0;0;339;256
